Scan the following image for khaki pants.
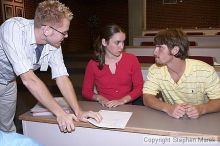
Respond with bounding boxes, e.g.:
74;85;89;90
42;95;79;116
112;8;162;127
0;81;17;132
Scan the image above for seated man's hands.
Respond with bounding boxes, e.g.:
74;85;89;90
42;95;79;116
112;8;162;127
166;103;201;119
185;104;201;119
166;104;186;119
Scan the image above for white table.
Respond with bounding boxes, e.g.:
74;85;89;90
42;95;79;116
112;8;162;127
20;101;220;146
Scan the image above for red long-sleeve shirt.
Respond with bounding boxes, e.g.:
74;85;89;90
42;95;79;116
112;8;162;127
82;52;143;102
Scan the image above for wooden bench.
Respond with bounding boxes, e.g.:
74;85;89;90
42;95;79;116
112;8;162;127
140;42;154;46
142;28;220;36
189;56;214;66
125;46;220;63
137;56;155;63
143;33;157;36
186;32;204;35
133;35;220;46
137;55;214;66
189;41;197;46
140;41;197;46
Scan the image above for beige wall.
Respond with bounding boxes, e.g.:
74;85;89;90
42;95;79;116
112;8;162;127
128;0;145;45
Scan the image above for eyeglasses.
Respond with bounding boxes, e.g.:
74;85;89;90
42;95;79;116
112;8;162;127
42;25;68;37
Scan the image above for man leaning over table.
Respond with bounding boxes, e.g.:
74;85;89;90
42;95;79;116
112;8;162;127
0;0;101;133
143;29;220;119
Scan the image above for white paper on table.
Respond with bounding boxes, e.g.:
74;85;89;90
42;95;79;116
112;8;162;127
88;110;132;129
30;97;71;116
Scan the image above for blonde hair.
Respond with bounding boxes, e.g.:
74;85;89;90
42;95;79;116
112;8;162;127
34;0;73;28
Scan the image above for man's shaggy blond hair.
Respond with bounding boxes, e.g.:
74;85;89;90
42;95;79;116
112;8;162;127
34;0;73;28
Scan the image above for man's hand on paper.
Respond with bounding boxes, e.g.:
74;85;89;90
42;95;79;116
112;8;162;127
88;110;133;129
57;113;78;133
56;111;102;133
77;110;102;123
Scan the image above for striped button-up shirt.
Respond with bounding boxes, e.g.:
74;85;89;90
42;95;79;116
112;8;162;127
0;17;69;85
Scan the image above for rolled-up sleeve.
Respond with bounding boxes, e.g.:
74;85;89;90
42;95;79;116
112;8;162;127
143;65;160;96
205;67;220;99
48;48;69;79
1;19;32;76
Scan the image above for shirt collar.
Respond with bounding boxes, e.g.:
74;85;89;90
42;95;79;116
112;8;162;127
30;24;37;47
29;24;61;51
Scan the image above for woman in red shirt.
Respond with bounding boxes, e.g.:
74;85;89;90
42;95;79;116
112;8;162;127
82;24;143;108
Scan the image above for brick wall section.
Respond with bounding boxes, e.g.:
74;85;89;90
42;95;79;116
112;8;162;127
0;0;128;54
24;0;40;19
62;0;128;54
1;0;219;52
147;0;220;29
